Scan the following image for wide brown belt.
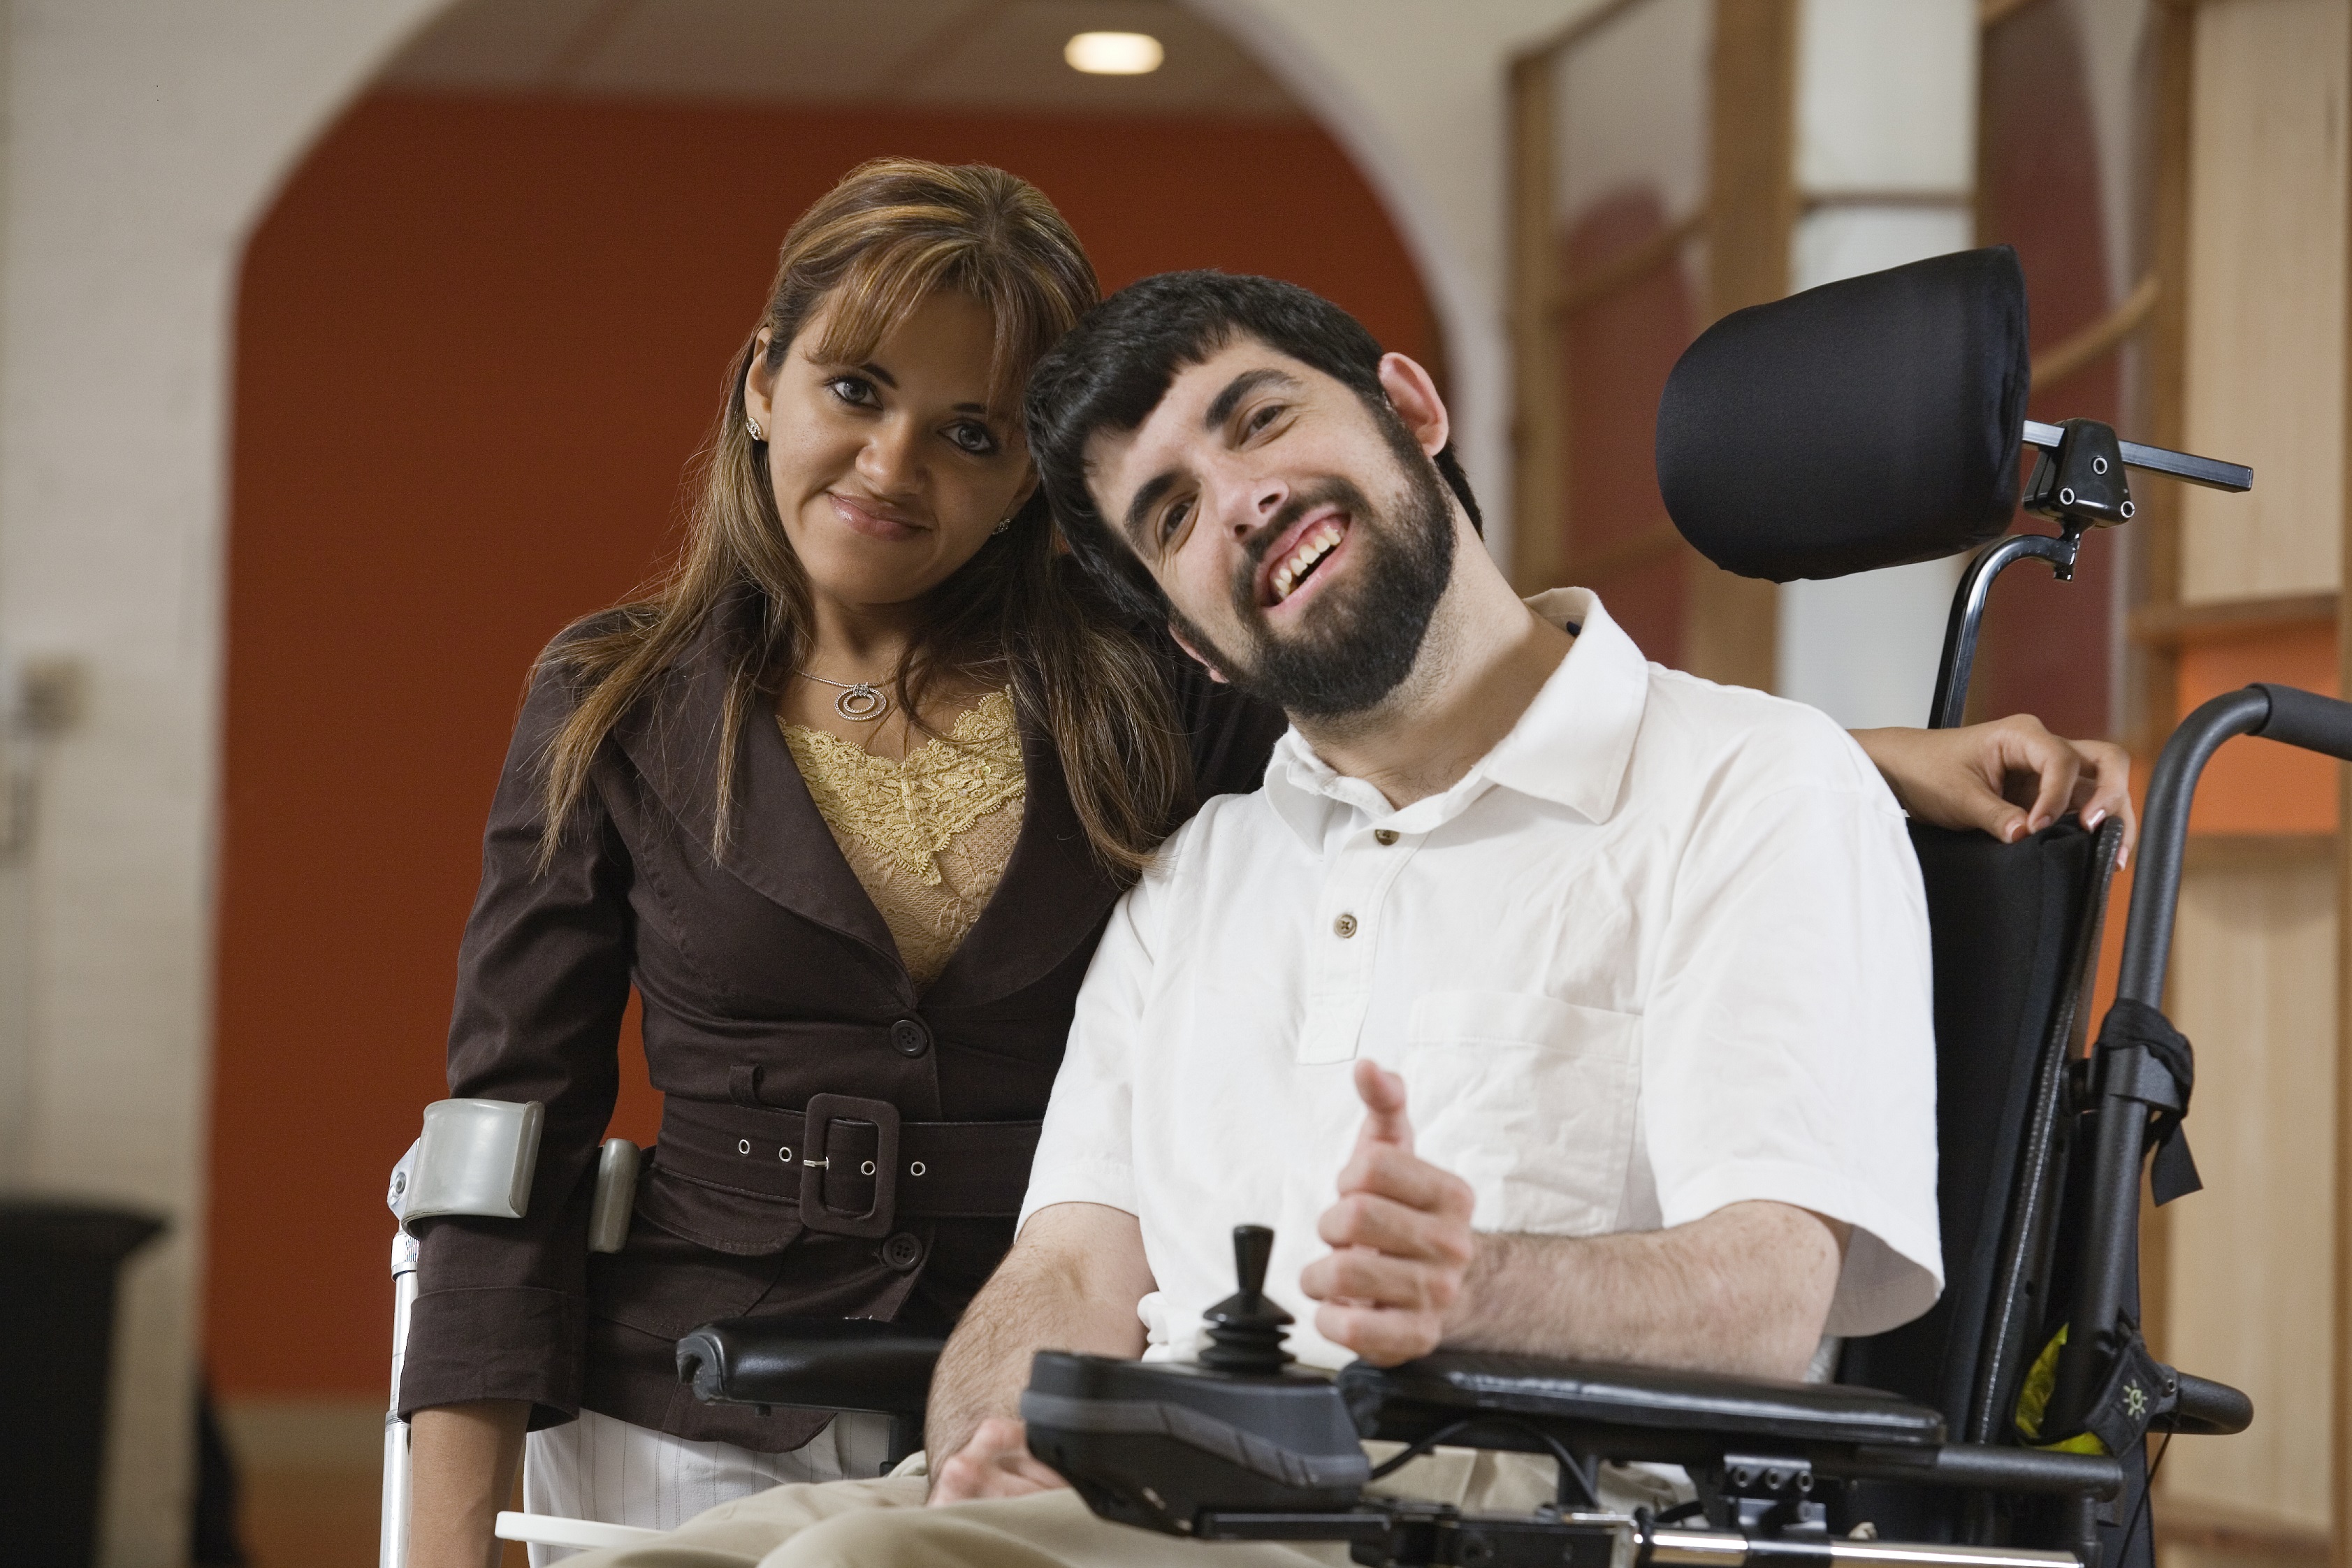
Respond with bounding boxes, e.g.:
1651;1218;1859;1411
657;1095;1041;1239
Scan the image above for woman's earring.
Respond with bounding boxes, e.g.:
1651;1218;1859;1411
992;517;1012;535
747;416;765;443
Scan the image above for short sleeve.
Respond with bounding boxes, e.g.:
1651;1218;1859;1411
1015;848;1178;1232
1641;756;1943;1338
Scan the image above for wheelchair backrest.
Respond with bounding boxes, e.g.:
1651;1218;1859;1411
1840;818;2120;1444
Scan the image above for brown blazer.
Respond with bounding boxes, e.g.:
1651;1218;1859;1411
398;591;1286;1447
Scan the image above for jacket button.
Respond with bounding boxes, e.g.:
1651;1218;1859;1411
1374;829;1398;846
880;1231;924;1271
889;1017;932;1057
1333;913;1358;938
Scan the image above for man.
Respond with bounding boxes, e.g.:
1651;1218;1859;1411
577;273;2124;1568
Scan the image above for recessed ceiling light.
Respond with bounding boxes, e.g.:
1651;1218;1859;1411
1065;31;1164;75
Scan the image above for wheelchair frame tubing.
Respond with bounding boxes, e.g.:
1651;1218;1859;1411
2057;686;2267;1427
2059;686;2348;1415
1928;532;2082;730
2054;684;2352;1518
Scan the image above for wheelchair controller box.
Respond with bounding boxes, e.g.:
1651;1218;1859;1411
1020;1225;1372;1532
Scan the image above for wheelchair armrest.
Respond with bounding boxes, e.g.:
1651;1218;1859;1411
1339;1350;1947;1457
1338;1353;2124;1500
675;1316;944;1415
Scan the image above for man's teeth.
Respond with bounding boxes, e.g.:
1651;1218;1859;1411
1270;521;1344;603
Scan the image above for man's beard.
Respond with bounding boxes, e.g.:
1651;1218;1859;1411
1175;425;1456;724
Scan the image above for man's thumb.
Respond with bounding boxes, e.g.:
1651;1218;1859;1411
1353;1059;1413;1147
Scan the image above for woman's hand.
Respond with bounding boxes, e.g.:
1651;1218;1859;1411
1851;716;2136;866
407;1400;529;1568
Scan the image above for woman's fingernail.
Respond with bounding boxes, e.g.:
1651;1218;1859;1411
2085;808;2105;829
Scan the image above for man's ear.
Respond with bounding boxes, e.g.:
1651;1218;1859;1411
745;328;779;435
1166;623;1229;684
1377;353;1450;460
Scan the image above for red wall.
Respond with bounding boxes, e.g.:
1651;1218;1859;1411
210;92;1434;1398
1556;190;1699;670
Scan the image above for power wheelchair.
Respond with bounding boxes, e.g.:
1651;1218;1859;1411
383;245;2332;1568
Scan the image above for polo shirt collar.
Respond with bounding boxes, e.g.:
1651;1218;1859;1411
1261;587;1649;845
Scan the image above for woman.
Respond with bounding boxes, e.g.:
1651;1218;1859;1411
400;157;2130;1567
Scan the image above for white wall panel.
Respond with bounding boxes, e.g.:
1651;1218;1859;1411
1774;0;1975;727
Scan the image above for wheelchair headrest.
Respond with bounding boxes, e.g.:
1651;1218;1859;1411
1656;245;2029;582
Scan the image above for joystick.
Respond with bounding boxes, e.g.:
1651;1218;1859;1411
1199;1224;1295;1375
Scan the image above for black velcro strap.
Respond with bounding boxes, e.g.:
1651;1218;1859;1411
2079;1319;2178;1457
2095;999;2202;1205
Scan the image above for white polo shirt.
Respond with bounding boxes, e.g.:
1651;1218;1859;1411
1019;588;1941;1372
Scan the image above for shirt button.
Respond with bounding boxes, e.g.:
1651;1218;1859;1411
880;1231;925;1272
888;1017;932;1057
1374;829;1399;846
1333;913;1358;938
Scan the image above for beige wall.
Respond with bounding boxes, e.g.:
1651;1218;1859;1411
2177;0;2349;604
2166;853;2339;1530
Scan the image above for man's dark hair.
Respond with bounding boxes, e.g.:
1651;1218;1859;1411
1024;270;1482;620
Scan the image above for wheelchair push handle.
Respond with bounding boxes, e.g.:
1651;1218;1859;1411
2247;681;2352;762
2117;682;2352;1008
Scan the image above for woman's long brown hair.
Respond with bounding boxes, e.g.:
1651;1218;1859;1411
535;159;1187;877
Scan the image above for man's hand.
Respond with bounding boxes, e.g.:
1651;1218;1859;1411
1300;1059;1476;1365
927;1415;1069;1505
917;1203;1149;1504
1851;716;2136;867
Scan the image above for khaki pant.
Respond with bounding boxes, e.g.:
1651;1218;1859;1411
567;1446;1683;1568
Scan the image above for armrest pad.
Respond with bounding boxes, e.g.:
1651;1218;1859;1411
676;1316;945;1416
1340;1352;1945;1452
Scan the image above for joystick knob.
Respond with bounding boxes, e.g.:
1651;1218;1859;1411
1199;1224;1295;1375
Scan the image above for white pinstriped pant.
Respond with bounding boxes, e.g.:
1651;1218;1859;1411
522;1409;894;1565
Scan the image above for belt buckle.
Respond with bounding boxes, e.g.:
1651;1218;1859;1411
799;1094;900;1238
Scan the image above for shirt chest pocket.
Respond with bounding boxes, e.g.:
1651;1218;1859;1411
1399;991;1640;1237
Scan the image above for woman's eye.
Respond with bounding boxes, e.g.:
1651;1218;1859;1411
827;376;879;408
945;422;1000;456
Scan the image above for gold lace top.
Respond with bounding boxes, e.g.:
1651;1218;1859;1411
781;689;1027;990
